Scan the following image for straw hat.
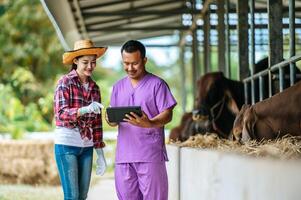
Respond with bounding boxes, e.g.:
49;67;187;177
62;39;107;65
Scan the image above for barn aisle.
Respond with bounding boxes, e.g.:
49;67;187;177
87;174;117;200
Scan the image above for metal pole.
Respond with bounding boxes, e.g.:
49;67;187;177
244;82;249;104
259;76;264;101
203;9;211;73
225;0;231;78
268;0;283;96
289;0;296;86
249;0;256;104
179;34;187;113
217;0;225;74
192;28;199;101
191;0;200;101
237;0;249;80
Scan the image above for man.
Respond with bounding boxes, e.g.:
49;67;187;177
106;40;177;200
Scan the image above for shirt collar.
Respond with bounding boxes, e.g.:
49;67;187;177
67;69;95;86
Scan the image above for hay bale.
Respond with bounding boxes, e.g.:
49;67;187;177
0;140;60;185
170;134;301;160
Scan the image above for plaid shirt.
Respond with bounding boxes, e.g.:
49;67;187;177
54;69;105;148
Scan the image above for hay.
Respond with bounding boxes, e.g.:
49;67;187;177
0;140;60;185
170;134;301;160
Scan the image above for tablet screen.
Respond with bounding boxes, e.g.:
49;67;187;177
106;106;142;123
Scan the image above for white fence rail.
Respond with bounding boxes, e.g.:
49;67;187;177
166;144;301;200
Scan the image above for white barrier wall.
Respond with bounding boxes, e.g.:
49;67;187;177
166;145;301;200
166;145;180;200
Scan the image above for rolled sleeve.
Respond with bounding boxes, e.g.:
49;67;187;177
92;113;105;148
55;84;78;123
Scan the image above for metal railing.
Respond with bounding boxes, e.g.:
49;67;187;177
243;54;301;104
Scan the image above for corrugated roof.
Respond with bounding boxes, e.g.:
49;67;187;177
41;0;198;49
41;0;301;50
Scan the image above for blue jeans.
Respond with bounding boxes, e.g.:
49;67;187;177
55;144;93;200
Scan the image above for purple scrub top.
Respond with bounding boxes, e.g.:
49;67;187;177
110;73;177;163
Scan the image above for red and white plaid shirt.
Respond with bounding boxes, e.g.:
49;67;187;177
54;69;105;148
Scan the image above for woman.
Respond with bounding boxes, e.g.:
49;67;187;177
54;39;107;200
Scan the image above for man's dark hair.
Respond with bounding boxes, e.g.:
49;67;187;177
121;40;146;58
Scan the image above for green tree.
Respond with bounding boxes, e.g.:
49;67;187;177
0;0;64;136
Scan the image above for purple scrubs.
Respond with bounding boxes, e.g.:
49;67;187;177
110;73;177;200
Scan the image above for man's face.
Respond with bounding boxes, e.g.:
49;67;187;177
122;50;147;80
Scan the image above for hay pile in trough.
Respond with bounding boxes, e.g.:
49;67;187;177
170;134;301;160
0;140;60;185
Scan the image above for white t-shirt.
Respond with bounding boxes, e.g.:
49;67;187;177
54;126;93;147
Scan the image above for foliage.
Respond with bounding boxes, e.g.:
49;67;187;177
0;83;50;138
0;0;64;83
0;0;62;137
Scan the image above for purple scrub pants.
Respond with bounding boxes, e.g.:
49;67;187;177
115;162;168;200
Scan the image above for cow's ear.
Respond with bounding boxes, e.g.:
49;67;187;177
225;90;240;115
242;107;257;141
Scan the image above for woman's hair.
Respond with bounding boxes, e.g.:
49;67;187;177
70;55;83;71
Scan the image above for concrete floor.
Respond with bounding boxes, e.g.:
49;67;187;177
87;175;117;200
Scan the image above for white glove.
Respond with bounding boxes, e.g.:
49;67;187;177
95;148;107;176
79;102;104;116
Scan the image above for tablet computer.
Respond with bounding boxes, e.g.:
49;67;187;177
106;106;142;123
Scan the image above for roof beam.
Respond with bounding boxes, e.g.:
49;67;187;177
86;15;177;28
82;8;200;17
81;0;180;11
87;26;190;31
81;0;137;10
87;23;301;32
87;16;179;30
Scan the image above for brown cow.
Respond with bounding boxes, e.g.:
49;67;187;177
193;72;245;139
169;112;192;142
233;81;301;142
169;112;212;142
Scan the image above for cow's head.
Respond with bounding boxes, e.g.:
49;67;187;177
233;104;257;142
177;113;213;141
193;72;240;137
233;104;250;141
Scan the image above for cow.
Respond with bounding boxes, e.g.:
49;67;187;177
169;112;192;142
192;57;301;139
193;72;245;139
169;112;212;142
232;81;301;142
171;57;300;141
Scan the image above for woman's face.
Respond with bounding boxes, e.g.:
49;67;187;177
74;55;97;80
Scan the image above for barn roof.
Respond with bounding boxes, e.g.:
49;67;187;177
41;0;301;50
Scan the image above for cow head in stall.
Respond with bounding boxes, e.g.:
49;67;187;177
232;104;257;142
169;112;192;142
169;112;212;142
233;81;301;142
179;112;212;141
193;72;245;138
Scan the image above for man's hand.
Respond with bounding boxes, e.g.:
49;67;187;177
124;108;173;128
78;102;104;116
95;148;107;176
104;110;118;127
124;111;152;128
